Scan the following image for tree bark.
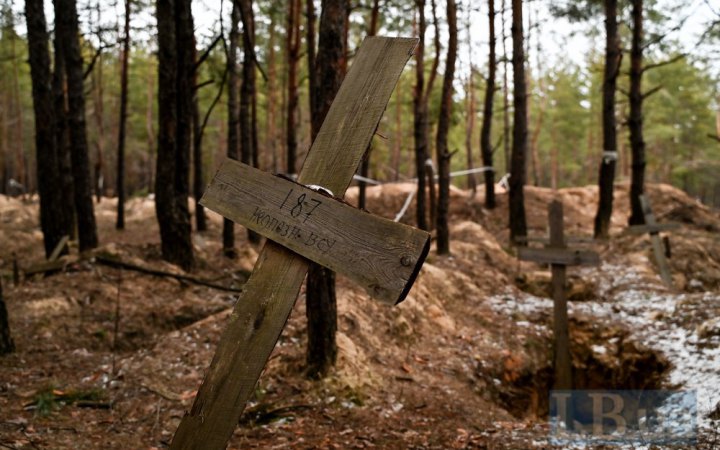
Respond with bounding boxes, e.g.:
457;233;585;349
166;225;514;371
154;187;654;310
628;0;645;226
286;0;301;174
509;0;528;244
53;37;76;239
0;278;14;354
239;0;260;244
501;0;511;174
435;0;457;255
91;54;105;203
116;0;131;229
267;11;279;172
480;0;497;208
25;0;70;257
306;0;317;134
465;68;476;193
9;28;26;192
413;0;428;230
306;0;348;380
223;0;241;258
191;42;207;233
155;0;195;270
54;0;99;252
593;0;620;238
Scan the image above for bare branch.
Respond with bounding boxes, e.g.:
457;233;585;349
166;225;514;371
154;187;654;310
82;43;115;80
193;34;223;72
195;79;215;90
642;84;663;99
642;54;685;73
708;133;720;143
197;55;229;147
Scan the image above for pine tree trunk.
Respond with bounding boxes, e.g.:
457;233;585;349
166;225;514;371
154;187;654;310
413;0;428;231
223;0;241;258
25;0;70;257
435;0;457;255
286;0;301;174
267;12;278;172
145;62;156;193
52;36;76;239
239;0;260;244
306;0;348;380
593;0;620;238
116;0;131;230
0;279;14;355
92;54;105;203
191;42;207;232
501;0;511;174
306;0;316;135
481;0;497;208
10;33;26;191
465;69;476;193
509;0;528;243
628;0;645;226
155;0;195;270
55;0;99;252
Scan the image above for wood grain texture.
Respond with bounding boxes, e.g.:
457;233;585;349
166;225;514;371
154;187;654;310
170;36;419;450
638;195;674;287
518;247;600;266
201;159;429;304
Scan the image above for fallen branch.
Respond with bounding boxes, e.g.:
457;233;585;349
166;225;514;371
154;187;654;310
48;236;70;262
93;253;245;293
23;260;67;277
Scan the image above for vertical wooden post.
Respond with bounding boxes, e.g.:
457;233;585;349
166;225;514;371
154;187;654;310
549;200;572;391
639;195;673;286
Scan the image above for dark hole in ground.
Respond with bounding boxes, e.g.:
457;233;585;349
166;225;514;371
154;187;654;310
479;318;670;420
515;271;598;302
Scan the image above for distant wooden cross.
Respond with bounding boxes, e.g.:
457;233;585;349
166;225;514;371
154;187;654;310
627;194;678;287
170;37;428;450
517;200;600;391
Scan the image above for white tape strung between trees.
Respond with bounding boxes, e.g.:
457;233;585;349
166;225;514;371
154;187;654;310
285;166;505;222
394;186;417;222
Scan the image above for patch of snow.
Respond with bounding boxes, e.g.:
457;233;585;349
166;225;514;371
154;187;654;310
487;262;720;438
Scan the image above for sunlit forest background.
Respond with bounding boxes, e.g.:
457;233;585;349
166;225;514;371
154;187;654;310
1;0;719;205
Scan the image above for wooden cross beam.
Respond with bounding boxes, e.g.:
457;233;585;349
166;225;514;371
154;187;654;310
514;235;596;246
169;37;426;450
627;195;677;287
517;200;600;391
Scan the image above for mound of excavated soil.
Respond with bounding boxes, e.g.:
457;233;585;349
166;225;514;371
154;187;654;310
1;181;718;448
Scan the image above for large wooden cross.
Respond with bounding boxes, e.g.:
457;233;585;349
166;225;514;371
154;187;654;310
517;200;600;390
627;194;678;287
170;37;428;450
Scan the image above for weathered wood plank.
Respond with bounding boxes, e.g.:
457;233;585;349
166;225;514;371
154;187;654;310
548;201;572;392
626;223;679;235
48;235;69;261
170;37;419;450
514;235;596;245
201;159;430;304
517;247;600;266
639;195;673;286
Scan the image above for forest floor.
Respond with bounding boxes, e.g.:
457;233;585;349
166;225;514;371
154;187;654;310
1;181;719;449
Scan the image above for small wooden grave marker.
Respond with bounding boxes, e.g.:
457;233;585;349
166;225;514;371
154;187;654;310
170;37;427;450
517;200;600;391
627;195;678;287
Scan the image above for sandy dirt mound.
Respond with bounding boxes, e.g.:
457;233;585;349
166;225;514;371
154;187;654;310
1;181;719;448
